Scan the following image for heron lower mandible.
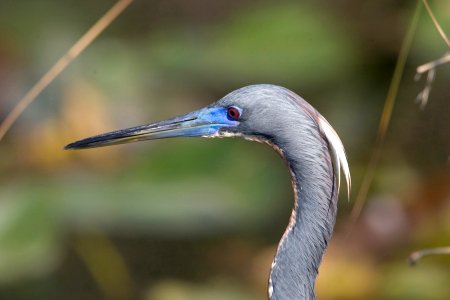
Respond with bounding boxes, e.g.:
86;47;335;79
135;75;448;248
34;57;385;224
66;84;351;300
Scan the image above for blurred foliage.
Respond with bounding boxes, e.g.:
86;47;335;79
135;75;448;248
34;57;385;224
145;279;260;300
143;2;356;87
0;0;449;299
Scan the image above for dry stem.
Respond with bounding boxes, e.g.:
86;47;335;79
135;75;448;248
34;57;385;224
0;0;134;142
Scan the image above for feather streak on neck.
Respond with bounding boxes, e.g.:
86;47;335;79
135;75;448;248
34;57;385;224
268;116;343;300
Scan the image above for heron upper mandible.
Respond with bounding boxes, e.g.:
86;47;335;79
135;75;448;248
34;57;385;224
66;84;351;300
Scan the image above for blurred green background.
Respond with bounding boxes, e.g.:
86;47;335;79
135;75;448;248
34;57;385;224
0;0;449;299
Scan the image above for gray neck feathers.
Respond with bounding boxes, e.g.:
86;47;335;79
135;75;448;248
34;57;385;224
268;108;337;300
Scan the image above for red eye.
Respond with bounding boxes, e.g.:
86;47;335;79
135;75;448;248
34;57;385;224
227;106;241;120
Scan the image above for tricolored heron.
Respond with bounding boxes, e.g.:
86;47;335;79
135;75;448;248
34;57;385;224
66;84;350;299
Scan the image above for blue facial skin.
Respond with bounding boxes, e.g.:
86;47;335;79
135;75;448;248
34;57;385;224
194;106;241;136
141;106;240;138
64;106;241;150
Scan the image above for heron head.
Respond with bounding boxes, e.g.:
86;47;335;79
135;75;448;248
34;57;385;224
65;84;350;196
65;84;297;149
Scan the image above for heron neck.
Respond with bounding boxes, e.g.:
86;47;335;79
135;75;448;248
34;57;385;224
268;128;338;300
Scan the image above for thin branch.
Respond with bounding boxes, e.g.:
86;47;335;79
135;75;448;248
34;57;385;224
415;66;436;109
0;0;134;142
415;0;450;108
408;4;450;265
416;52;450;74
422;0;450;48
409;247;450;265
413;0;450;108
347;1;423;228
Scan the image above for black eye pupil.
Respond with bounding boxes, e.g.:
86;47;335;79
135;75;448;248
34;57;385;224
227;107;240;120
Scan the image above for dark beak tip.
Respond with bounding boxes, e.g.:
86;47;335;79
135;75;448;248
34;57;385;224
64;140;88;150
64;144;77;150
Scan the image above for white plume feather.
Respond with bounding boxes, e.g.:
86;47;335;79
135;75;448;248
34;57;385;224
318;116;351;199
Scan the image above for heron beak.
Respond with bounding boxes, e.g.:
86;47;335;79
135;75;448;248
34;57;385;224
64;106;237;150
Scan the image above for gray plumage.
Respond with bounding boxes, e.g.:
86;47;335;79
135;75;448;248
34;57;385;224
65;84;351;300
216;85;349;299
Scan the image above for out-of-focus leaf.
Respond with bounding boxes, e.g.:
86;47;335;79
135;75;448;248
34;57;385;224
144;2;357;87
58;139;290;236
381;263;450;299
0;192;60;283
145;279;260;300
413;2;450;60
